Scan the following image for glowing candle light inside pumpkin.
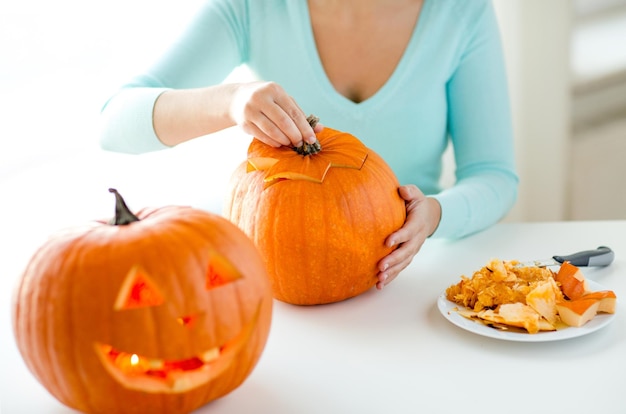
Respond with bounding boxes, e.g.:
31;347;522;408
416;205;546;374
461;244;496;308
115;352;148;375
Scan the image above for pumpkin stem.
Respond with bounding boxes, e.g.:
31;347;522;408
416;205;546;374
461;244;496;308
108;188;140;225
307;114;320;129
294;115;322;156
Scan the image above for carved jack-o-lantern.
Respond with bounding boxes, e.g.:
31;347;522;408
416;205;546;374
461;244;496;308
12;189;273;414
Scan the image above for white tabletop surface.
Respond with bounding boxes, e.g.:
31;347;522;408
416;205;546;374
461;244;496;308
1;144;624;414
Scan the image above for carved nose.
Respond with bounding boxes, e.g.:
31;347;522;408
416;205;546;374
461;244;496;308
176;313;204;329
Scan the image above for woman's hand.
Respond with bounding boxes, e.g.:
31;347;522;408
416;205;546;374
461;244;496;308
230;81;322;148
376;185;442;290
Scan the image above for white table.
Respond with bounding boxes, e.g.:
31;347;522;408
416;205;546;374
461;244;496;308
1;146;624;413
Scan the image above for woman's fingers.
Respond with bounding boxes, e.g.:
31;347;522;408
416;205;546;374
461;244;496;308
376;231;425;290
275;95;318;145
232;81;317;147
375;185;441;290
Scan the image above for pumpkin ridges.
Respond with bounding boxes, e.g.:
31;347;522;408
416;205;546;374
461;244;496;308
93;250;143;414
13;248;49;401
49;234;98;409
244;179;284;300
249;163;400;304
64;238;99;411
15;234;93;412
333;160;398;295
66;235;106;412
204;215;273;401
32;235;75;410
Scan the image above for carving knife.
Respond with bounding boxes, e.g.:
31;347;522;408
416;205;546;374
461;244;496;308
517;246;614;268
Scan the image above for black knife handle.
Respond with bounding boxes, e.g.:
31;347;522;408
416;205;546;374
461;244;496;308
553;246;614;267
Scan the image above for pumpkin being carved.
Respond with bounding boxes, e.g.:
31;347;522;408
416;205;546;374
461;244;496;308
12;189;273;414
223;117;406;305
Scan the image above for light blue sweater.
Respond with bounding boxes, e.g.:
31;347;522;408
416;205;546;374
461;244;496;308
100;0;518;239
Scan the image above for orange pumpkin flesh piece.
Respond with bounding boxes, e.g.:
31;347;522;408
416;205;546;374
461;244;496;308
554;261;588;299
556;289;617;329
556;298;601;327
582;290;617;313
224;125;406;305
554;262;617;327
12;191;273;414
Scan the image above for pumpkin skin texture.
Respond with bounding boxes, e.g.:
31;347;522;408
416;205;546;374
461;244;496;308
12;191;273;414
223;125;406;305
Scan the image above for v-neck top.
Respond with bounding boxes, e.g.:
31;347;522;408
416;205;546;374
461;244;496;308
100;0;518;239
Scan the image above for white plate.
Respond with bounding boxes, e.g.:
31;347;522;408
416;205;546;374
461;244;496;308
437;279;616;342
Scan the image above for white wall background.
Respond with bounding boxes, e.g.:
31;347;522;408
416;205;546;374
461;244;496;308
494;0;626;221
0;0;205;175
493;0;572;222
1;0;625;221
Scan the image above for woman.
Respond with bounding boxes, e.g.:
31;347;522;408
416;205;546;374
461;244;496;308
100;0;518;290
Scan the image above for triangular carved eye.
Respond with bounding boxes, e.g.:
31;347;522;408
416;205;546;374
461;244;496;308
114;266;165;310
206;252;243;290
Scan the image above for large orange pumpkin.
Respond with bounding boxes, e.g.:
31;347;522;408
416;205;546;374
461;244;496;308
224;117;406;305
12;189;273;414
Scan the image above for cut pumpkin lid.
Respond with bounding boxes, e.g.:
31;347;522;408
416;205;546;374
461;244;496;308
247;129;368;186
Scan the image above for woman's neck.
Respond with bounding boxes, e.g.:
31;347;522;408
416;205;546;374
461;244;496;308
309;0;421;14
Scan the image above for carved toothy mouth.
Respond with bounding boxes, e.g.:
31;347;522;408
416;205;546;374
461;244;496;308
95;304;261;393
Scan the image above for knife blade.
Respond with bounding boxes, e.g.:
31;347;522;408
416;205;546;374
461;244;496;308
517;246;614;268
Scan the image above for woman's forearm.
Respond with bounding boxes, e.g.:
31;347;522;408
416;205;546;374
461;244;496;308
153;84;239;146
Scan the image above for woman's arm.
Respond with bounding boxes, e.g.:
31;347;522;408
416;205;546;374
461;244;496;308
153;82;317;148
432;1;518;239
99;0;316;153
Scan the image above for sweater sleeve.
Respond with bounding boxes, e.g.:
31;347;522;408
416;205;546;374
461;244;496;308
99;0;249;154
99;88;170;154
430;1;518;239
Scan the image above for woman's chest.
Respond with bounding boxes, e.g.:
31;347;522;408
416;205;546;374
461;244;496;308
308;2;424;103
